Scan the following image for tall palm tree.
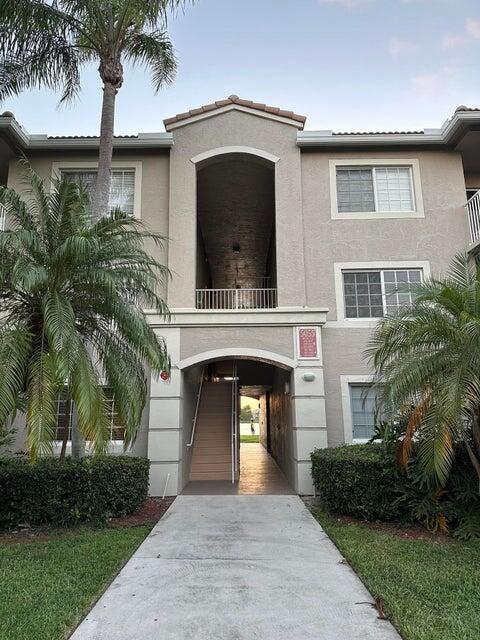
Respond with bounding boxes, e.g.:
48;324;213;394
366;254;480;491
0;164;170;461
0;0;183;217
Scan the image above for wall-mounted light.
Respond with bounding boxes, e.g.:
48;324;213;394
302;373;316;382
232;242;241;254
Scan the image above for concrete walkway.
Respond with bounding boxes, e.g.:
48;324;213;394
71;496;400;640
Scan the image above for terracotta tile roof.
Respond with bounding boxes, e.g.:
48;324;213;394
47;134;138;139
455;105;480;112
163;95;307;128
333;130;424;136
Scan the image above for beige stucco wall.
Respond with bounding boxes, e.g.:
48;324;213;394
179;326;295;361
301;148;469;314
301;148;470;447
166;110;307;309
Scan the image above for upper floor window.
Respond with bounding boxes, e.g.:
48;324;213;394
61;169;136;216
343;268;422;319
337;166;414;213
330;159;424;219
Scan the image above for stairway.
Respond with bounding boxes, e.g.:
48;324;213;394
189;382;233;481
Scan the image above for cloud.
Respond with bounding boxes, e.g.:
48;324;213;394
388;36;419;58
440;33;468;50
466;18;480;39
411;65;458;99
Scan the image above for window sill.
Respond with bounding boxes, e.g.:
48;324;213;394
331;210;423;220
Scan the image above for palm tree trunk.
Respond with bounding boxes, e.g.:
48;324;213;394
92;80;117;219
71;406;85;460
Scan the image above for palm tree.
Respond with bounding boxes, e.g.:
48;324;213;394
0;164;170;461
0;0;183;217
366;254;480;491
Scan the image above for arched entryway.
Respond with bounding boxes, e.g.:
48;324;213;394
180;354;294;495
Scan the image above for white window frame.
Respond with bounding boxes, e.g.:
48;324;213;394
340;374;374;443
51;161;142;219
329;158;424;219
333;260;431;327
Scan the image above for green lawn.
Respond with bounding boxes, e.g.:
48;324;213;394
0;526;150;640
311;508;480;640
240;435;259;443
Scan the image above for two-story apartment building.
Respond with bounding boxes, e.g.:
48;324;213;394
1;95;479;495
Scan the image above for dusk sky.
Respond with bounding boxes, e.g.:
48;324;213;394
4;0;480;135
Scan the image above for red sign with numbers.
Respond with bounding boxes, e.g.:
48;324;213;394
298;328;318;359
160;370;170;381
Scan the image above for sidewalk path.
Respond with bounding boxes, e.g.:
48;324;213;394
71;495;401;640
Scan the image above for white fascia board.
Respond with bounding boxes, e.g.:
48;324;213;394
144;307;329;328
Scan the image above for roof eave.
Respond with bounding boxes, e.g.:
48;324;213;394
297;111;480;148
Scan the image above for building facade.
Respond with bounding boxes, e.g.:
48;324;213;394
1;95;479;495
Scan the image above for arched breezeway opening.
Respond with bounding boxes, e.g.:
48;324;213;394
193;149;277;311
180;353;294;495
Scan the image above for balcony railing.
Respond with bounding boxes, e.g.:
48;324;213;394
466;190;480;244
196;288;277;310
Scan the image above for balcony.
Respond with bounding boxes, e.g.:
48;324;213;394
196;287;277;310
466;190;480;245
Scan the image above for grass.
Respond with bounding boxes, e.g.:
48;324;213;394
0;526;150;640
240;434;259;443
311;508;480;640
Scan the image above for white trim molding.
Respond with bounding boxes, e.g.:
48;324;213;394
165;103;305;131
329;158;425;220
340;374;373;444
334;260;431;326
51;160;143;219
178;348;296;371
190;145;280;165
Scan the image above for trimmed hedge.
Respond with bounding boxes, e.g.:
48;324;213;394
311;444;409;521
0;456;149;528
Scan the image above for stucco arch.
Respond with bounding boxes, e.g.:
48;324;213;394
178;348;295;371
190;145;280;166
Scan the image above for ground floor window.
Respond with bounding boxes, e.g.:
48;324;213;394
54;388;125;441
349;384;377;440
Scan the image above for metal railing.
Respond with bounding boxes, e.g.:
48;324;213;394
0;204;5;231
466;190;480;244
196;287;277;310
186;366;206;448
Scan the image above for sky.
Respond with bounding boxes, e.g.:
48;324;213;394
3;0;480;136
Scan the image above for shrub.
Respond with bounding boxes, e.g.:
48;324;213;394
0;456;149;528
311;443;480;538
311;444;410;521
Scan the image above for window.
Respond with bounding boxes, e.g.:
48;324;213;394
54;389;124;441
104;388;125;441
0;205;5;231
343;268;422;318
350;384;377;440
55;392;74;441
62;169;135;216
336;166;414;213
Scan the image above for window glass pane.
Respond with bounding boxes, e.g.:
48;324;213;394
55;391;73;441
374;167;414;212
62;170;135;217
384;269;421;315
336;168;375;212
342;271;385;318
350;384;376;439
104;387;125;441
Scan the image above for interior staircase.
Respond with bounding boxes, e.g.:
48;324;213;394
189;381;232;481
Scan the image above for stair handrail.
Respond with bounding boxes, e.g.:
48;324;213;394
187;366;206;447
